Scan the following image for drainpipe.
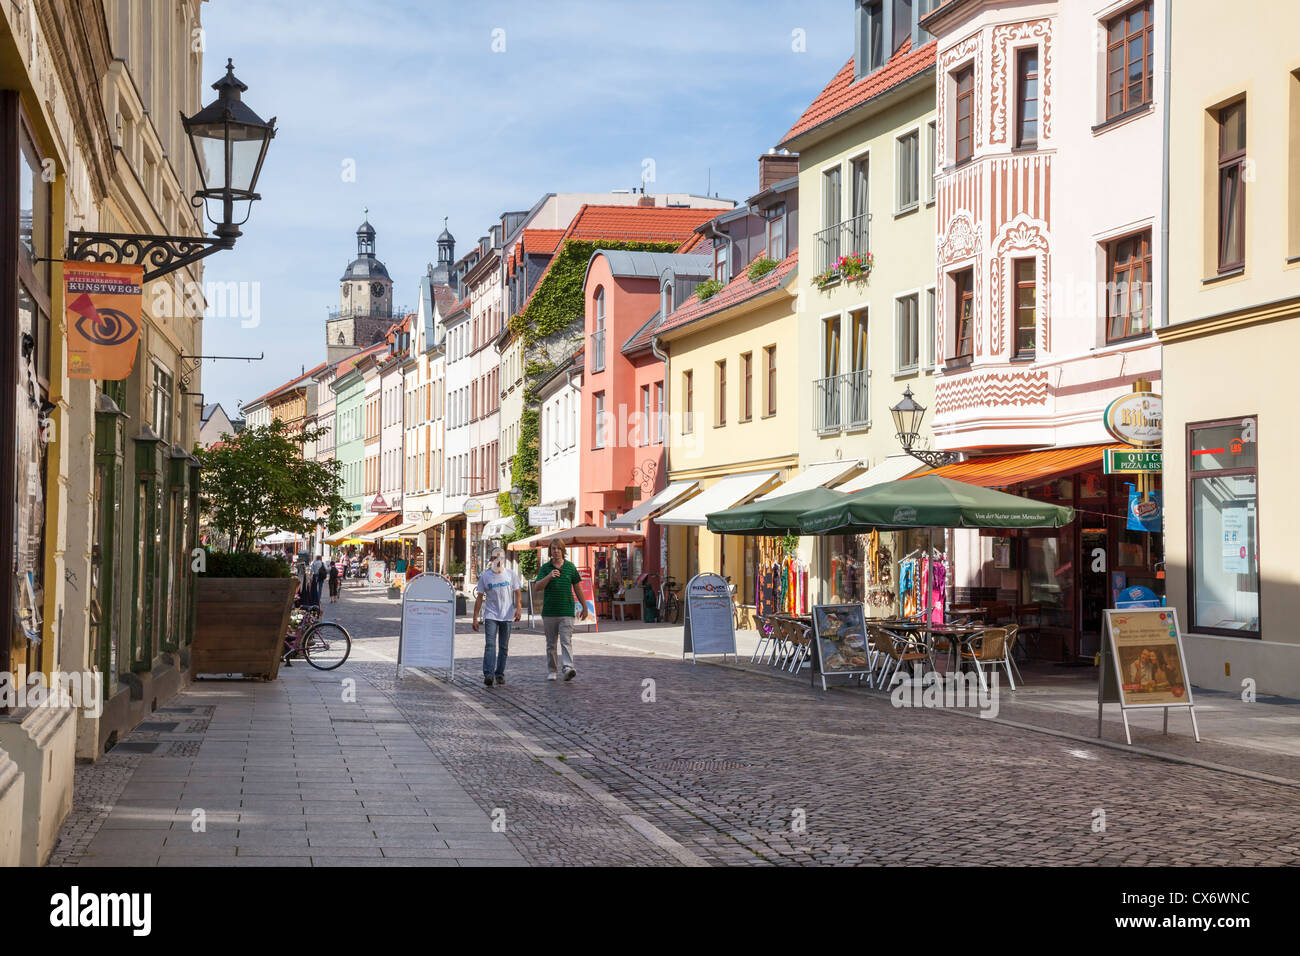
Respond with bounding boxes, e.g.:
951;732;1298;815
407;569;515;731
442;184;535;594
1159;0;1172;332
650;333;670;579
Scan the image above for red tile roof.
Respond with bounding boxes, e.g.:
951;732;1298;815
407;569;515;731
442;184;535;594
246;361;328;407
520;228;565;255
779;37;937;148
675;230;715;254
625;249;799;352
332;342;387;379
520;204;726;316
563;204;723;242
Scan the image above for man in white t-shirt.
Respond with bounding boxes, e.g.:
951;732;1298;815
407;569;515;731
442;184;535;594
472;548;522;687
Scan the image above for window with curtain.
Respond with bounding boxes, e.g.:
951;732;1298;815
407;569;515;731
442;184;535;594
952;268;974;359
896;130;919;211
896;294;919;371
1106;230;1152;341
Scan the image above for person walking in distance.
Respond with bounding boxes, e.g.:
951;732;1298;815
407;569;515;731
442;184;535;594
472;548;522;687
532;542;588;681
328;559;341;604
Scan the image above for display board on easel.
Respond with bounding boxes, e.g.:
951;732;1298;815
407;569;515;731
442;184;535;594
398;572;456;679
811;603;873;691
682;572;737;663
1099;607;1200;744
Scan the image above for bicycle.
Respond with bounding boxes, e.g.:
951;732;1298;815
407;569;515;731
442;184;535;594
660;577;682;625
282;604;352;670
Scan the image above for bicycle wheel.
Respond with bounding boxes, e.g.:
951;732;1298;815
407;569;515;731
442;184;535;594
302;621;351;670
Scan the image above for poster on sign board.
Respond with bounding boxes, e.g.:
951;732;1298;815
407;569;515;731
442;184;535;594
682;572;736;662
65;262;143;380
1099;607;1200;745
367;560;386;588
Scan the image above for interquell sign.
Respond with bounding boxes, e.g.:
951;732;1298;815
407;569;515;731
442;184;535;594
1104;392;1162;448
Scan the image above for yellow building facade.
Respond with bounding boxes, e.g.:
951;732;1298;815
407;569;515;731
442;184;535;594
659;268;801;626
1159;0;1300;696
778;30;940;607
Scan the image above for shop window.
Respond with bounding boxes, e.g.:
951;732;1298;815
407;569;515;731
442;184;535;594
1189;418;1259;636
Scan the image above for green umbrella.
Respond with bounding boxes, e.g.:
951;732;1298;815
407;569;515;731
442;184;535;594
706;486;849;535
797;475;1075;534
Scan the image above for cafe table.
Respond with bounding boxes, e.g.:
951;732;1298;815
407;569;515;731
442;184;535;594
929;624;986;674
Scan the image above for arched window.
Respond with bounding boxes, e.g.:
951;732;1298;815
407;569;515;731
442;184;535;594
661;281;673;317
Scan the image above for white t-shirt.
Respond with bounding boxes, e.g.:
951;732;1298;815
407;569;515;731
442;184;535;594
475;566;521;621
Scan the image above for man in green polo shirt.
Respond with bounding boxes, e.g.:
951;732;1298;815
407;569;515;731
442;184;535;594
531;542;588;681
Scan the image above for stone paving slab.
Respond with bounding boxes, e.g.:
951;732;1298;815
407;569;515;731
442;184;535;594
48;664;529;868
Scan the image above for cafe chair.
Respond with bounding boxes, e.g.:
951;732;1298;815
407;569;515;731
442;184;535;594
752;614;778;664
960;627;1016;693
869;625;929;691
1003;624;1025;685
786;620;813;673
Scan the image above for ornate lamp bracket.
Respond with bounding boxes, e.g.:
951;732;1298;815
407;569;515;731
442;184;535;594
65;230;235;282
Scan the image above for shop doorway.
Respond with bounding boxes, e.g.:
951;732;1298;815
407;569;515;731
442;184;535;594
1079;525;1109;660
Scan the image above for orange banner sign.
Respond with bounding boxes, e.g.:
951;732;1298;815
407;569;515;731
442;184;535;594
65;262;143;380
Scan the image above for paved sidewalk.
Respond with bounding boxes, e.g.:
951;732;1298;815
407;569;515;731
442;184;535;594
50;666;526;867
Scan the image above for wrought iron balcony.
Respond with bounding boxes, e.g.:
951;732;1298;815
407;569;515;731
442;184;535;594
814;213;870;276
814;369;871;433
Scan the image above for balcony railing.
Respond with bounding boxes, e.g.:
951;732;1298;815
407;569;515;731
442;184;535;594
814;213;870;276
589;329;606;372
814;369;871;433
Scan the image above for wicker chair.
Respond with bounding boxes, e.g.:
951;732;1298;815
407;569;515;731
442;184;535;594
1003;623;1025;684
786;621;813;673
960;627;1016;692
752;614;778;664
869;625;929;690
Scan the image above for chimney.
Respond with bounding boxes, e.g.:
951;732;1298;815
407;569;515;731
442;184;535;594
758;148;800;191
637;194;655;207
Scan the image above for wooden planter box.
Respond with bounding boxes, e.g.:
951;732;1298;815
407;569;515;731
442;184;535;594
192;577;299;680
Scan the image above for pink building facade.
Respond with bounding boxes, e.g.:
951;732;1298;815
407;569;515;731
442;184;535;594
924;0;1166;662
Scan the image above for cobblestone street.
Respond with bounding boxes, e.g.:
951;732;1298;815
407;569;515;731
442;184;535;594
51;589;1300;866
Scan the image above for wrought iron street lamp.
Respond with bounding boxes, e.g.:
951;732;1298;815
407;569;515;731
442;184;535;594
66;59;276;281
891;387;959;469
509;486;523;509
421;505;433;522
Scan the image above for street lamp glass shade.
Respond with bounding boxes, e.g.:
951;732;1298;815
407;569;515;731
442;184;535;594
183;59;276;202
890;387;927;447
509;486;523;508
421;506;432;521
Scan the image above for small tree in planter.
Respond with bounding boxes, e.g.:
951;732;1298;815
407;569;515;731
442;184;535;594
191;420;349;679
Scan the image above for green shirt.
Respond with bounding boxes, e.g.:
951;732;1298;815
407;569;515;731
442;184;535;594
535;560;582;617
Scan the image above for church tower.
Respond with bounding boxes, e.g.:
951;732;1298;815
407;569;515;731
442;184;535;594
327;214;396;362
430;218;456;289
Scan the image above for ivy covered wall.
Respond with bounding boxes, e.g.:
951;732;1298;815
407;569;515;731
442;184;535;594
502;238;680;574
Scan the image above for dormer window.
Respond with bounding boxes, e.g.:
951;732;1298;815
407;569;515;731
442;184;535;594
661;280;674;317
714;240;729;282
767;203;787;260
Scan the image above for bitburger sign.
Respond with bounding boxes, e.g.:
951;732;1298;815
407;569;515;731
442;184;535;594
1104;391;1162;447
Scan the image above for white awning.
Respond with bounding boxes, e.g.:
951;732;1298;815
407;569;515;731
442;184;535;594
755;461;862;501
398;512;458;538
834;454;926;493
654;472;780;527
610;481;699;528
481;516;516;538
324;514;372;544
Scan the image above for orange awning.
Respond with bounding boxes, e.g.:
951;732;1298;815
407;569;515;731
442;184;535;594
917;444;1126;489
353;511;401;536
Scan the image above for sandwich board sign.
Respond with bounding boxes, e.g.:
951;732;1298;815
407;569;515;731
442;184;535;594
682;572;737;663
1098;607;1200;745
398;572;456;679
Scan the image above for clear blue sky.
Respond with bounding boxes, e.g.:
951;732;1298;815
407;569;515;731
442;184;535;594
198;0;847;410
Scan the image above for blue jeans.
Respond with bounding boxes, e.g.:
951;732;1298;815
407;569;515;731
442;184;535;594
483;619;511;678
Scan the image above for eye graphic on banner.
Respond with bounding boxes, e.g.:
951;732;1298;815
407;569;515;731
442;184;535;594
64;262;144;381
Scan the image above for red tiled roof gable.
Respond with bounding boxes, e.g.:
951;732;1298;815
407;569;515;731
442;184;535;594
780;38;936;148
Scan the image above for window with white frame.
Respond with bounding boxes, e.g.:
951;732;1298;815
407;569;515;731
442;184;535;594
926;120;937;203
896;129;920;212
896;293;920;371
926;286;937;367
